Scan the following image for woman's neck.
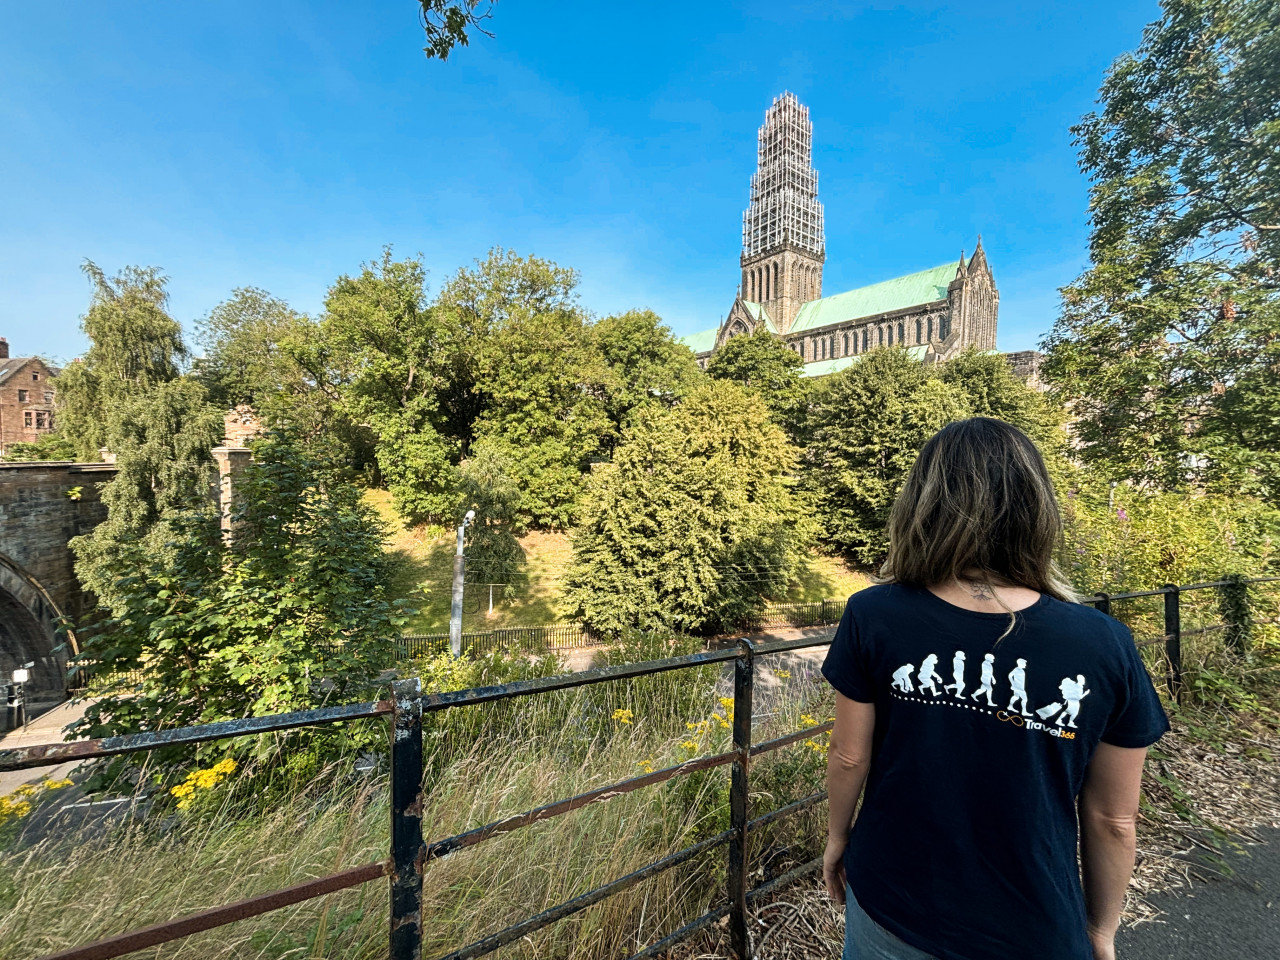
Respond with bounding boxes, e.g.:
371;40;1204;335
927;570;1042;614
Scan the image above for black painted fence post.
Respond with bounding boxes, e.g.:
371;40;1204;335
390;678;425;960
1162;584;1182;701
728;638;756;959
1093;592;1112;617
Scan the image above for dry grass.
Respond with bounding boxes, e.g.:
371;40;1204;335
0;654;836;960
369;487;869;635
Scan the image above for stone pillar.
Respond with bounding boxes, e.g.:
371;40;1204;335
211;447;253;547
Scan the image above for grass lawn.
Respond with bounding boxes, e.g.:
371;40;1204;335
369;489;870;634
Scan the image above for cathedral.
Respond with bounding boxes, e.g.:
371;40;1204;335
682;93;1000;375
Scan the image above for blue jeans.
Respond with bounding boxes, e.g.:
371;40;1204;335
843;885;939;960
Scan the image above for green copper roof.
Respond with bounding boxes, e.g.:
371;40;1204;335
680;327;719;354
742;301;778;333
800;345;928;378
790;260;965;334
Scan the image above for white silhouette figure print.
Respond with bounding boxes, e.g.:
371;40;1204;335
917;654;944;696
1007;658;1032;717
970;653;997;706
1055;675;1090;728
943;651;966;698
891;663;916;693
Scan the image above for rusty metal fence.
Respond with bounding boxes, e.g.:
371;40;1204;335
3;576;1274;960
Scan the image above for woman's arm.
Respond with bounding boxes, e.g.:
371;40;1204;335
1078;742;1149;960
823;692;876;903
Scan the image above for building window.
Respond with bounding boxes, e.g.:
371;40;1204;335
843;333;849;355
916;319;923;344
44;391;52;403
898;321;905;343
887;325;893;346
31;371;39;381
928;317;933;341
24;411;33;428
862;329;868;351
17;389;28;402
35;411;50;430
821;338;827;360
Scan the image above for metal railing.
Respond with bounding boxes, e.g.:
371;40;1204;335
1082;576;1280;700
4;635;833;960
4;577;1274;960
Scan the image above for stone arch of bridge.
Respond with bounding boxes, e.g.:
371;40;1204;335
0;552;78;701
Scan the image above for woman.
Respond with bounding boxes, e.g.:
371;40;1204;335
822;417;1168;960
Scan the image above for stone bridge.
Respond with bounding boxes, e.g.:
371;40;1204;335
0;462;114;708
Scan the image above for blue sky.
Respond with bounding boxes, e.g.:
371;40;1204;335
1;1;1159;361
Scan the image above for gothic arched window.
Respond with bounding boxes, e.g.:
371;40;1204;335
861;329;868;351
928;317;934;341
887;325;893;346
843;333;849;355
898;321;905;344
916;318;923;344
878;327;884;346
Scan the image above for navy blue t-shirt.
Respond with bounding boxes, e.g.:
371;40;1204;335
821;583;1169;960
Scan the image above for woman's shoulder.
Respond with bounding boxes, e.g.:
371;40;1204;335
844;582;920;613
1032;595;1136;656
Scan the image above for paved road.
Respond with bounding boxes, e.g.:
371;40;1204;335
0;699;87;796
1116;827;1280;959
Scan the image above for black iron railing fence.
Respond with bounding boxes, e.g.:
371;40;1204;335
3;575;1275;960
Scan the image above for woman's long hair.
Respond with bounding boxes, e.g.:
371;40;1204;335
879;417;1075;603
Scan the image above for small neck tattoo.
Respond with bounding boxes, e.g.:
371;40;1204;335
965;580;995;601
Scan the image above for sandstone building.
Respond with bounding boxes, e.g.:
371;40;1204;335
0;337;58;456
682;93;1000;374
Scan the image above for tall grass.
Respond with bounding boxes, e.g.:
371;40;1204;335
0;640;835;960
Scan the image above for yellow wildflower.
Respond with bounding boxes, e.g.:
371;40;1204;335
44;778;73;790
636;758;654;774
777;670;791;679
170;758;237;810
612;708;634;725
680;740;697;751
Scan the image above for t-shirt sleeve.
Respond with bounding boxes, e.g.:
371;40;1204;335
1100;626;1171;748
821;597;875;703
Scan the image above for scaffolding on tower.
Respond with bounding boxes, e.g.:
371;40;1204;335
741;92;825;259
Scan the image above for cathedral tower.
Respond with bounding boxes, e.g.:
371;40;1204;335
739;92;825;335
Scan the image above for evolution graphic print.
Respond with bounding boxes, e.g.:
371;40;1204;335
891;652;1090;739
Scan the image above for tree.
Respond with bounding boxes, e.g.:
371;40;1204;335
418;1;496;61
939;348;1066;456
1042;0;1280;497
565;380;806;636
804;349;969;564
194;287;314;409
55;262;187;460
322;249;458;522
455;443;526;597
706;327;807;440
591;309;703;444
473;308;614;529
71;431;406;764
433;247;582;455
69;379;224;612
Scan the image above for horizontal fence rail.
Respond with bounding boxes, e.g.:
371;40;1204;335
7;577;1276;960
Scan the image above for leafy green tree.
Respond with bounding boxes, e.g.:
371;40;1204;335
433;247;583;452
55;262;187;460
418;0;496;61
592;309;703;443
939;349;1056;438
72;431;406;765
322;249;458;522
473;308;614;529
566;380;806;635
1042;0;1280;496
804;349;969;564
70;379;224;611
455;443;526;596
706;327;807;440
0;432;77;462
194;287;315;409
